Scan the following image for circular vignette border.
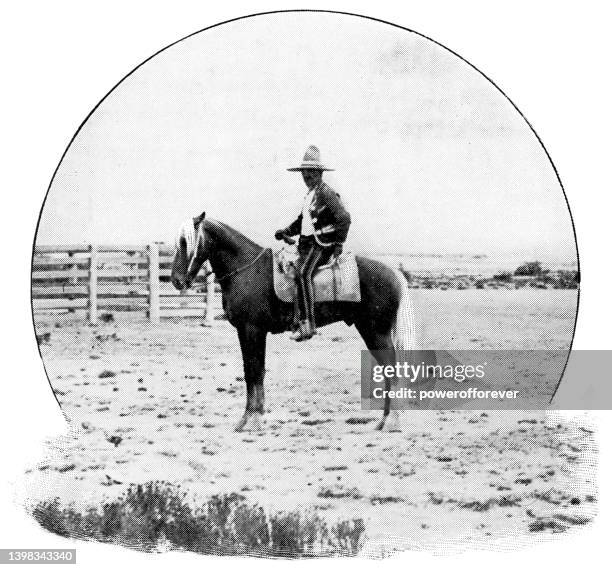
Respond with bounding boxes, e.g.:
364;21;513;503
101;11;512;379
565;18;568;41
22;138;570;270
30;9;580;412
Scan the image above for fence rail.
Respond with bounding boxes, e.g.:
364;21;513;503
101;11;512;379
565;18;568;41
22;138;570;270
32;244;219;324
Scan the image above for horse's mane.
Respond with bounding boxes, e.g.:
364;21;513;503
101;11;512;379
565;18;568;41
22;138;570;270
205;218;263;251
175;216;264;258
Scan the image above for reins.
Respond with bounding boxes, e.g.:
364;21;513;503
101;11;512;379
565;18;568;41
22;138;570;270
202;247;268;283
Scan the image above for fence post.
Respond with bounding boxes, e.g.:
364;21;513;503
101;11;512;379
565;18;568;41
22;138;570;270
88;245;98;325
204;261;215;325
148;242;160;324
68;251;78;286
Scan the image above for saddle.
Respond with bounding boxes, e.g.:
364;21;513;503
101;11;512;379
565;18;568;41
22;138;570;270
273;247;361;303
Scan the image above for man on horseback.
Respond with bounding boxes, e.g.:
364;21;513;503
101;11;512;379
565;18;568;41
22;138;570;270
275;145;351;341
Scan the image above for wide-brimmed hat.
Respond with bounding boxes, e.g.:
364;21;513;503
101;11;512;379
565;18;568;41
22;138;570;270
287;145;334;171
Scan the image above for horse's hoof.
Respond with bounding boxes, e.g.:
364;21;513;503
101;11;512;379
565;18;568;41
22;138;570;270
234;413;264;432
376;412;402;432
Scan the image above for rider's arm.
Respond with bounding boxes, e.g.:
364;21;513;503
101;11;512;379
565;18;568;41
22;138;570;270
320;189;351;244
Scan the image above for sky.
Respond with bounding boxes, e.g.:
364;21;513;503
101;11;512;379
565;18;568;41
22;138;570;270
36;12;577;260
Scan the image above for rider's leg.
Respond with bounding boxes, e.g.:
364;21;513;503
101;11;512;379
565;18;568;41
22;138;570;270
303;247;324;334
292;240;317;340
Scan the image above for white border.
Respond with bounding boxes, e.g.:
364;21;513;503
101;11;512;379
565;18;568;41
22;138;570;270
2;2;610;568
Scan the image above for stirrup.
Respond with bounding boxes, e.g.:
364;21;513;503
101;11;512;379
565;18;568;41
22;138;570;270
290;320;314;341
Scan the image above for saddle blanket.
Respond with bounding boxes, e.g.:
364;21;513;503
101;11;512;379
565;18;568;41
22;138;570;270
273;249;361;303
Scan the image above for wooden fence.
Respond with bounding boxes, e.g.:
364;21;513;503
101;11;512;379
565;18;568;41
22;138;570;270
32;244;219;324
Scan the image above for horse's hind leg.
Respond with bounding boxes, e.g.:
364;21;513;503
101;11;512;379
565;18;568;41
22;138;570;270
234;323;267;432
355;325;401;431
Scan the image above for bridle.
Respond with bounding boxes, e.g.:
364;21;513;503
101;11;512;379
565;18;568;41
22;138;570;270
180;218;268;287
185;219;206;279
212;248;267;283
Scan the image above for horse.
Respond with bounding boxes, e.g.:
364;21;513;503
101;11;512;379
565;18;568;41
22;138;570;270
171;212;426;432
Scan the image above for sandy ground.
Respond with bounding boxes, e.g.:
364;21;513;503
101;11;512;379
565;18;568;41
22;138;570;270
26;289;596;554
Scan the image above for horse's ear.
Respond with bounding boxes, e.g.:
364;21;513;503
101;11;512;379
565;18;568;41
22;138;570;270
193;211;206;227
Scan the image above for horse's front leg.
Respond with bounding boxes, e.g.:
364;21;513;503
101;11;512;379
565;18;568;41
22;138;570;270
234;323;267;432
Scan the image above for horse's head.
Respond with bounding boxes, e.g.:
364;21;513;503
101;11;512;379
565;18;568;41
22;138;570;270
171;211;208;290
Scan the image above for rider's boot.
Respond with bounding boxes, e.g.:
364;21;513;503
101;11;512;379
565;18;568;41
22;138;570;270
307;296;317;336
291;271;315;341
292;295;300;331
305;273;317;336
290;319;313;341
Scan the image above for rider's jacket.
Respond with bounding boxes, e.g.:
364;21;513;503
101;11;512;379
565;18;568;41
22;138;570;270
280;181;351;247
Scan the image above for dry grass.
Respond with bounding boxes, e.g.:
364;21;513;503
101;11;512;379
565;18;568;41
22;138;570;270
31;482;365;558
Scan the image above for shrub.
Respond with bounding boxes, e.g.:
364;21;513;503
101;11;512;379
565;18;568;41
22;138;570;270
556;270;580;289
30;483;366;558
32;499;70;538
492;272;513;282
331;519;366;555
514;261;543;277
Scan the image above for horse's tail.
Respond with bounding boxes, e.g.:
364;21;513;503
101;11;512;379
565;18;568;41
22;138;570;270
390;270;417;352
